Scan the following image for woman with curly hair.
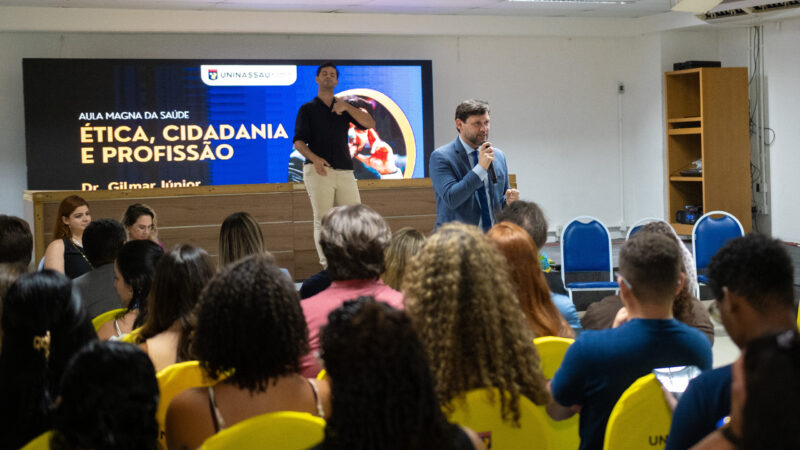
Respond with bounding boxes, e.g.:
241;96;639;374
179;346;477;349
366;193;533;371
166;254;329;450
0;271;96;449
134;244;215;372
404;222;550;425
49;341;159;450
314;297;482;450
487;221;573;339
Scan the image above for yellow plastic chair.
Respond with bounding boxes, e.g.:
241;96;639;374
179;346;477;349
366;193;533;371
91;308;127;332
120;326;143;344
534;337;580;450
446;388;553;450
200;411;326;450
603;373;672;450
20;431;53;450
156;361;218;448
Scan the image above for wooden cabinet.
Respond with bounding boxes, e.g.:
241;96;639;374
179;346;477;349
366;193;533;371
664;68;752;234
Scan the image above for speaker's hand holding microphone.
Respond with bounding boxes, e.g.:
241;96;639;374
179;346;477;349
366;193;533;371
478;141;498;183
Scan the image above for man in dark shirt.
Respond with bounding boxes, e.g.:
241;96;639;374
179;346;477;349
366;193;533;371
666;234;796;450
547;232;712;450
292;62;375;267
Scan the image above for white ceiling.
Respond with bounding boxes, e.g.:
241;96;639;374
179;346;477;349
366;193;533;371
0;0;677;18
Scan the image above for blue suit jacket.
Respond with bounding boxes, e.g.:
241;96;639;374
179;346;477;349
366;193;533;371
430;137;510;229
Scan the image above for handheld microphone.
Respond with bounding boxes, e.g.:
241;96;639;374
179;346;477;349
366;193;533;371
488;162;497;184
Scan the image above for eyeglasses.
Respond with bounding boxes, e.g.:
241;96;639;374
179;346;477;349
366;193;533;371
615;272;633;290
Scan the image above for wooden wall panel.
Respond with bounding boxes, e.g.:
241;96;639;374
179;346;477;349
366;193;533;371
26;180;440;281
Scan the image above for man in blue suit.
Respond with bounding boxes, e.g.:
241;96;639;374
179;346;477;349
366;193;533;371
430;99;520;230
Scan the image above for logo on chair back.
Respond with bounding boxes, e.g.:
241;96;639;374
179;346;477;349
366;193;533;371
649;434;668;446
478;431;492;449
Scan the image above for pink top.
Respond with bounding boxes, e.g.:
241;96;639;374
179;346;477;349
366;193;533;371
300;279;404;377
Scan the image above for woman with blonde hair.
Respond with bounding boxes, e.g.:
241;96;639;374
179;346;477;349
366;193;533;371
488;221;574;339
382;227;425;291
218;211;264;267
404;222;549;424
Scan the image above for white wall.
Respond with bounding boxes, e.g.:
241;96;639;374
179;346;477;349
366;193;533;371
0;30;658;235
5;20;794;241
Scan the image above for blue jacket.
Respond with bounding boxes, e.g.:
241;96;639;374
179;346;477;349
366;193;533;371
430;137;510;229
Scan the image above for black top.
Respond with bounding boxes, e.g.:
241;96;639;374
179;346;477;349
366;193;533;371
292;97;366;171
299;269;332;300
63;237;92;279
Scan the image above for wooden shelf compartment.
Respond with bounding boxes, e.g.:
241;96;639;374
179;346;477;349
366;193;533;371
669;176;703;182
668;116;702;123
668;127;702;135
670;222;694;236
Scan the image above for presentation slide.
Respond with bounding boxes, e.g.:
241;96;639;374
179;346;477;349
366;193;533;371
22;59;433;191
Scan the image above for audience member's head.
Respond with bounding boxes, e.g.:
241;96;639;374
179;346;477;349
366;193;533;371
617;232;683;305
404;222;549;424
0;271;96;449
0;215;33;267
494;200;549;249
320;298;465;449
114;240;164;328
320;205;391;281
191;254;308;391
488;221;571;338
739;331;800;450
53;195;90;241
121;203;158;243
137;245;215;361
219;211;264;267
51;341;159;450
82;219;126;268
382;227;425;291
638;222;695;323
708;234;796;348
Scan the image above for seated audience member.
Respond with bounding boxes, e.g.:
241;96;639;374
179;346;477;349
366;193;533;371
166;254;328;449
72;219;126;320
691;331;800;450
381;227;425;291
219;211;264;267
582;222;714;343
0;271;96;449
0;215;33;348
96;240;163;340
44;195;92;279
314;298;483;450
299;205;403;377
667;234;796;450
494;200;581;332
122;203;160;244
488;222;574;338
404;223;549;425
133;245;215;372
49;341;159;450
547;232;712;450
219;211;291;278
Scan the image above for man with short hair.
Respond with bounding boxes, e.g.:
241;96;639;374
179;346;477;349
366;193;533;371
666;234;797;450
547;232;713;450
494;200;581;332
293;62;376;267
72;219;126;319
430;99;520;231
299;204;403;378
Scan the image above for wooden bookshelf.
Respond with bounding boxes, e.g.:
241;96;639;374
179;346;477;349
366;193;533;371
664;68;752;233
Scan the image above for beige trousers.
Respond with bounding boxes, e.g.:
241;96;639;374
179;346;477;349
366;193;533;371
303;164;361;267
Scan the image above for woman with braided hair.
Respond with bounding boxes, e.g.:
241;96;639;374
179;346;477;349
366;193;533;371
0;270;96;449
404;222;550;425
